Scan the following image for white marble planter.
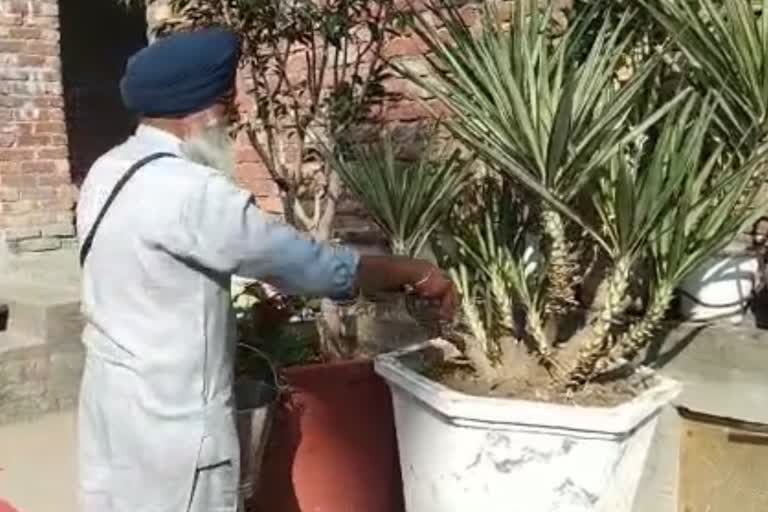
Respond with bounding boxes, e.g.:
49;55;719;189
375;342;681;512
678;252;758;323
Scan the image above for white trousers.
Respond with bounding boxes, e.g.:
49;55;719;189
78;355;239;512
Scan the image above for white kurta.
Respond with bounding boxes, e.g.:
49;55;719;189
75;125;359;512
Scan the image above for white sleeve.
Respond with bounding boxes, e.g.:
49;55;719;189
167;173;359;299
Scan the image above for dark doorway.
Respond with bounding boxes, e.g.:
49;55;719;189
59;0;147;186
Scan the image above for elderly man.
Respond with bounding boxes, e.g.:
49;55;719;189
76;28;455;512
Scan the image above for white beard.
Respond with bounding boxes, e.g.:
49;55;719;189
180;125;236;177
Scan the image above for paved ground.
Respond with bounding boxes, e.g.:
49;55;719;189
0;411;77;512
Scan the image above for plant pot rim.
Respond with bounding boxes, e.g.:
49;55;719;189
279;357;374;374
374;340;682;440
717;237;759;257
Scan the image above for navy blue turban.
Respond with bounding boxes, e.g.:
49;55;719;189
120;28;240;117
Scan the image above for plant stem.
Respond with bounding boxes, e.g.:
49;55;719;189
525;306;551;358
597;282;674;374
541;209;579;318
566;257;631;389
490;269;515;337
452;267;496;380
462;297;497;380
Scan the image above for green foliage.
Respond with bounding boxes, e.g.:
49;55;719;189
401;0;688;250
642;0;768;154
325;124;472;258
369;0;768;389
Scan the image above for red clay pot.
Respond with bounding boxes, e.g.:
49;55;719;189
254;359;404;512
0;500;18;512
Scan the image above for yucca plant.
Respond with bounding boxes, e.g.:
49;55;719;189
386;0;768;396
402;0;688;337
601;98;768;372
642;0;768;155
325;125;472;258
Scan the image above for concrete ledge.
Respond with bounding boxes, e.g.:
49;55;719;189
0;341;83;425
649;323;768;424
634;322;768;512
0;249;83;425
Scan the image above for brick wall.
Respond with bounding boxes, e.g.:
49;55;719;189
0;0;75;253
228;1;488;238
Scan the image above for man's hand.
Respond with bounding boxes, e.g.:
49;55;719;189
409;266;457;321
355;255;458;321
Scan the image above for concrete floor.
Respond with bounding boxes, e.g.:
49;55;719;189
0;411;77;512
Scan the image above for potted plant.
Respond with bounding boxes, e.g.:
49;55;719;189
642;0;768;324
231;126;471;512
324;122;473;352
232;277;410;512
363;2;768;511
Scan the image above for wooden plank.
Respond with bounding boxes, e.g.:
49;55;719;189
679;408;768;512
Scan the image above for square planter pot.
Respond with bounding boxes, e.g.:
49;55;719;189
375;341;682;512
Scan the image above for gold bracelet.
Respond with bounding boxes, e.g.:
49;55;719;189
413;271;433;288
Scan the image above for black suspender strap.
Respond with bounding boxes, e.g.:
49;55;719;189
79;152;178;268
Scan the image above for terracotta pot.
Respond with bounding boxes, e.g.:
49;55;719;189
0;500;18;512
254;359;404;512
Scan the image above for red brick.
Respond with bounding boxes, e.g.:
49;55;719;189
0;68;28;80
0;14;23;26
0;148;34;161
17;55;45;66
0;187;19;201
20;186;55;200
55;211;72;223
8;27;43;39
41;222;74;238
32;2;58;17
17;237;61;251
15;123;34;136
45;108;64;121
25;17;59;30
42;71;60;82
247;178;279;197
36;147;68;159
3;226;41;241
21;161;56;173
0;96;23;108
0;40;23;53
384;35;428;58
34;121;66;134
3;0;29;14
15;107;42;121
0;211;57;228
40;29;60;42
255;196;284;214
385;78;432;100
0;161;19;173
0;174;31;188
236;145;263;164
1;199;34;214
394;0;429;11
0;133;15;147
237;162;271;181
18;134;51;146
36;174;67;186
32;96;63;108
